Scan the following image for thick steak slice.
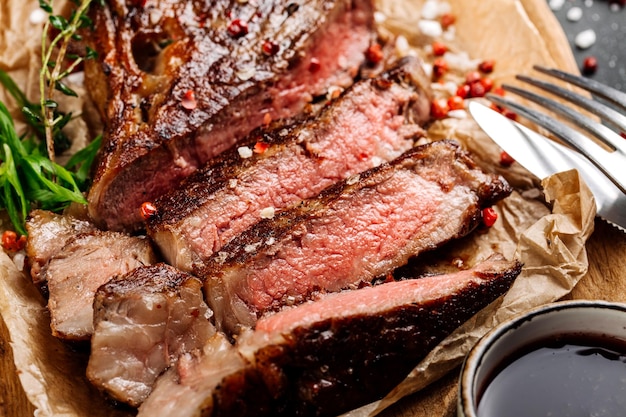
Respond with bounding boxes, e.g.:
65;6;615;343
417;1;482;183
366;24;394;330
25;210;96;285
138;254;522;417
44;231;157;340
87;263;215;407
137;333;248;417
147;57;431;272
85;0;375;232
201;140;512;334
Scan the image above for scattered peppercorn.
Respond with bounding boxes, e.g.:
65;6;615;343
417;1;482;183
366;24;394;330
181;90;197;110
140;202;157;220
469;81;486;98
465;70;481;85
432;57;448;78
480;77;494;93
227;19;248;38
502;109;518;121
1;230;26;252
456;84;470;99
253;141;270;154
262;40;280;56
432;41;447;56
482;207;498;227
440;13;456;29
430;98;449;118
499;151;515;166
478;59;495;73
309;57;321;72
492;86;506;96
582;56;598;75
447;95;465;110
365;43;384;64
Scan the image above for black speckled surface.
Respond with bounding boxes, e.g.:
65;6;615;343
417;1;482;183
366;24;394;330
548;0;625;92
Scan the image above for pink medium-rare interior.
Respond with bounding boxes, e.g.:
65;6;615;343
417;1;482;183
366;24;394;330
183;85;416;262
233;170;463;312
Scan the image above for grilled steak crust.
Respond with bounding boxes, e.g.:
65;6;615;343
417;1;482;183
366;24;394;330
84;0;375;232
138;254;522;417
87;263;215;407
44;231;157;340
147;57;431;272
25;210;96;285
201;140;512;334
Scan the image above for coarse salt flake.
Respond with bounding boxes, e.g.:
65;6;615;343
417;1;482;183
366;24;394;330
236;66;256;81
374;11;387;23
566;7;583;21
244;242;261;253
228;179;238;188
549;0;565;11
260;206;275;219
395;35;410;57
420;0;440;19
371;156;384;167
418;20;443;38
13;253;25;272
574;29;596;49
30;8;47;24
447;109;467;119
238;146;253;158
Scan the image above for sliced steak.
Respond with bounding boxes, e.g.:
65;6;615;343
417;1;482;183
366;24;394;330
25;210;96;285
44;231;157;340
87;263;215;407
85;0;375;232
147;57;431;272
137;333;248;417
138;254;522;417
201;140;512;334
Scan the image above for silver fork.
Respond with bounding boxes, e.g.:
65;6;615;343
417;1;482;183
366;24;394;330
486;65;626;195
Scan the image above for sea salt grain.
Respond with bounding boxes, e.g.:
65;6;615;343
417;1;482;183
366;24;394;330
566;7;583;21
29;8;47;24
574;29;597;49
549;0;565;11
418;20;443;38
238;146;253;158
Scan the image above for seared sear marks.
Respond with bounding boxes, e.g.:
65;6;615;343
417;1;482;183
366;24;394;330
85;0;375;231
88;263;215;407
201;140;512;334
44;231;157;340
138;255;522;417
147;57;431;272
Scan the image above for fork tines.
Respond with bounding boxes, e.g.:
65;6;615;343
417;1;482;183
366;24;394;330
487;65;626;195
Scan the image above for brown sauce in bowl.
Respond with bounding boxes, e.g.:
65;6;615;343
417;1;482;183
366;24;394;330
477;333;626;417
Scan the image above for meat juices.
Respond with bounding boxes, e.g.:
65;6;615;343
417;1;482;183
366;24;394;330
147;57;431;272
84;0;376;231
200;140;512;334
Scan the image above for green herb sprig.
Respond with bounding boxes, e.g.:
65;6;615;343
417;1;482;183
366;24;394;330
39;0;100;162
0;0;103;235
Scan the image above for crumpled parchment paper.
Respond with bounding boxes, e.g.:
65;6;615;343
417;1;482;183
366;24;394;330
0;0;594;416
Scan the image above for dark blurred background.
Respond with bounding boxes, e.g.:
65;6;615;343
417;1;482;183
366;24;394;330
548;0;625;91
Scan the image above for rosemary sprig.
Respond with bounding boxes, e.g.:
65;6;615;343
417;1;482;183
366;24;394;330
39;0;99;162
0;0;103;235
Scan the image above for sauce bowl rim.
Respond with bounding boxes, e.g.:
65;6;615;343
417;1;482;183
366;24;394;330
457;299;626;417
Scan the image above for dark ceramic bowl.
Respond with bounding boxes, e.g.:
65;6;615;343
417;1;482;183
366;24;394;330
457;300;626;417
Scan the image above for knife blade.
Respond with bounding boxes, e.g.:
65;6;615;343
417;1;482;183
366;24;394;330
469;101;626;232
